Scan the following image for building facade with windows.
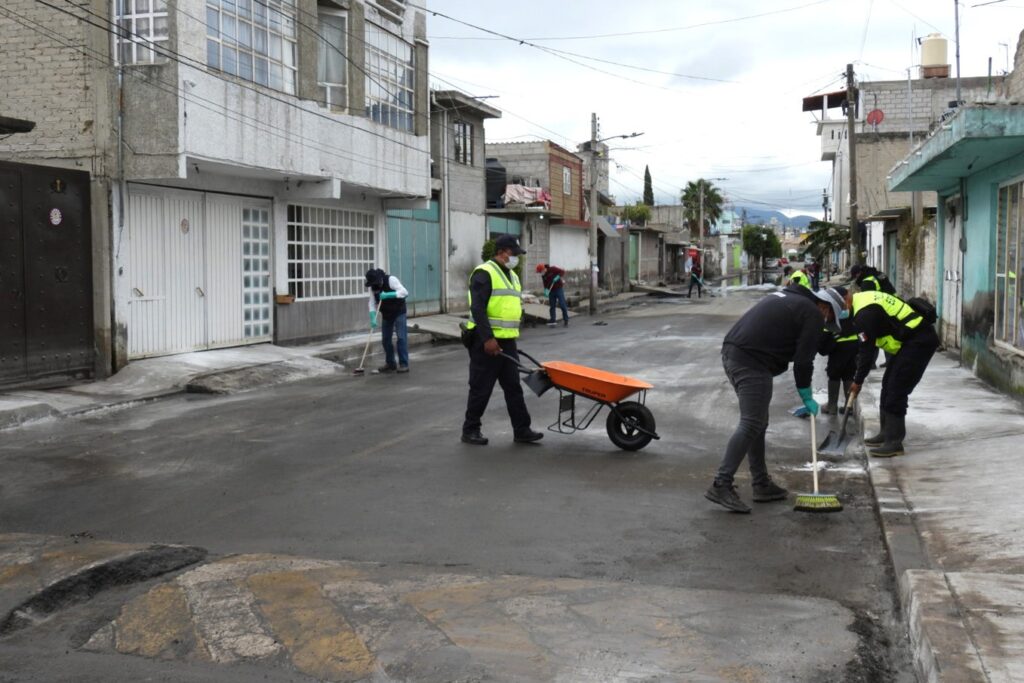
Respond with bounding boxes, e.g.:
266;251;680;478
889;31;1024;395
0;0;430;374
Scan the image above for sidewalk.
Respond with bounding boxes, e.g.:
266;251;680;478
858;353;1024;682
0;330;434;431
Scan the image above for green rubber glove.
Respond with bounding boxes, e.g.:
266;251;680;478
797;387;819;416
369;311;378;328
379;291;398;300
543;288;550;297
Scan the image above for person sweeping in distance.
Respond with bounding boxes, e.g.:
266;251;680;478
847;289;939;458
706;282;843;513
537;263;569;327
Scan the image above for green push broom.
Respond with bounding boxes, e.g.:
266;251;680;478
794;413;843;513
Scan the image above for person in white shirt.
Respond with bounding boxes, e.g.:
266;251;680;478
365;268;410;373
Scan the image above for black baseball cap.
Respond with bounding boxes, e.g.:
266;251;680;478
494;234;526;255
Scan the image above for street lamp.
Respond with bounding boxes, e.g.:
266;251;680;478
589;112;643;315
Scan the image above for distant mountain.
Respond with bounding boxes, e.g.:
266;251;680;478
735;206;819;231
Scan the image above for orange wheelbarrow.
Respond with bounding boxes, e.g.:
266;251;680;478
505;350;660;451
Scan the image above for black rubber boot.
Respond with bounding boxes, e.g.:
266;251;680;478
870;412;905;458
822;380;840;415
864;411;886;446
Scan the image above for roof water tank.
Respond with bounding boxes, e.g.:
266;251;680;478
921;33;948;68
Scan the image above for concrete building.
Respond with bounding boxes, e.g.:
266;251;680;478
804;58;1005;293
0;0;431;373
485;141;587;294
889;29;1024;395
418;90;500;313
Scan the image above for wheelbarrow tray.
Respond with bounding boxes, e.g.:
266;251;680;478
541;361;653;404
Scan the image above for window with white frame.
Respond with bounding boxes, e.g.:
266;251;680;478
995;181;1024;353
317;9;347;110
206;0;297;94
453;120;472;165
562;166;572;195
364;24;415;132
115;0;168;65
286;205;376;300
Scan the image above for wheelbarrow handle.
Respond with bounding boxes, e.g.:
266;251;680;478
498;350;544;372
514;348;544;369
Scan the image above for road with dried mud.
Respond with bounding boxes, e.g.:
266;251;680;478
0;293;915;681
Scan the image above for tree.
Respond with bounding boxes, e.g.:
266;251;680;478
800;220;849;264
742;225;782;269
619;201;651;226
680;179;724;241
643;165;654;206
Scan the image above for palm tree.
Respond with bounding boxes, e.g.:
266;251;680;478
801;220;849;264
681;179;724;241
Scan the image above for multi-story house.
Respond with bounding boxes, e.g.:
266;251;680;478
484;141;587;293
804;39;1005;298
888;29;1024;395
0;0;430;379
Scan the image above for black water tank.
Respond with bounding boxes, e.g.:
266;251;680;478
486;158;506;208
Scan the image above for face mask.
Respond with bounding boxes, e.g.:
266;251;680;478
506;255;519;270
839;309;850;320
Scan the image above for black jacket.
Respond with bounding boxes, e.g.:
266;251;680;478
721;284;825;388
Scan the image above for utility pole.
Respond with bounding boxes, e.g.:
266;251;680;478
954;0;962;103
846;63;861;267
588;113;599;315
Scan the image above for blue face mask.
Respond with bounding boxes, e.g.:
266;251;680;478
839;309;850;320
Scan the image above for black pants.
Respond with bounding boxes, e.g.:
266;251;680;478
688;276;702;297
462;337;531;435
879;325;939;417
826;341;858;382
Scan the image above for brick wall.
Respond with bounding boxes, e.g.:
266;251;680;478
1009;29;1024;100
0;0;105;166
859;76;1006;137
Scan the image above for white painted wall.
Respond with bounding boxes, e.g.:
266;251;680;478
549;227;589;270
447;210;486;311
867;220;886;270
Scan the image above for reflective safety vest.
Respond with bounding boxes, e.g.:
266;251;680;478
466;260;522;339
790;270;811;289
852;291;923;354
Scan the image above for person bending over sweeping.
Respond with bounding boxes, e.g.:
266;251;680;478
537;263;569;327
847;290;939;458
818;286;858;415
365;268;410;373
706;283;842;513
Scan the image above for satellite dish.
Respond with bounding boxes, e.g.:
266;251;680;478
866;109;884;126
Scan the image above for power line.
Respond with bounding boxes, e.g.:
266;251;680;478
428;0;837;42
411;2;740;88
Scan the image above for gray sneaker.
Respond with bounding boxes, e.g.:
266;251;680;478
704;482;751;513
752;481;789;502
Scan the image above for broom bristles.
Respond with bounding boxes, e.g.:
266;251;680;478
793;492;843;513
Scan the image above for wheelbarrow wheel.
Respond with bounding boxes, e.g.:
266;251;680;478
606;401;655;451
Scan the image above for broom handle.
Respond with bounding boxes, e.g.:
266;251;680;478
810;413;820;494
358;299;383;369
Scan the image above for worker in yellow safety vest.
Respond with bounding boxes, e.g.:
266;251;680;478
460;234;543;446
847;290;939;457
817;286;858;414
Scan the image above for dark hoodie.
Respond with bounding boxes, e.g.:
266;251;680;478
721;284;825;389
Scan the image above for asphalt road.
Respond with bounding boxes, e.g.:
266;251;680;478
0;294;915;682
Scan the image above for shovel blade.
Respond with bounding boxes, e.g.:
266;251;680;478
818;431;853;456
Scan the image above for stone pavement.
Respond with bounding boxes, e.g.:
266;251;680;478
857;353;1024;682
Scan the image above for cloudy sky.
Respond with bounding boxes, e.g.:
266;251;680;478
425;0;1023;216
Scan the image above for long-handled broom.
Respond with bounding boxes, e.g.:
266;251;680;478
352;300;382;376
794;413;843;513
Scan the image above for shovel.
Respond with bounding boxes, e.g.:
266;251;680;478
818;387;859;456
500;350;554;397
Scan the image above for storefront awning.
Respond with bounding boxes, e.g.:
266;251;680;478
889;105;1024;195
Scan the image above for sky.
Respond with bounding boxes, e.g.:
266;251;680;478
425;0;1024;216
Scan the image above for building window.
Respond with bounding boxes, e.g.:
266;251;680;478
995;182;1024;353
317;9;347;110
453;120;472;164
286;205;375;300
206;0;298;94
364;24;415;131
115;0;168;65
562;166;571;195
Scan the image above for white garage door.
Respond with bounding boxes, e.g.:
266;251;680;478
127;187;272;359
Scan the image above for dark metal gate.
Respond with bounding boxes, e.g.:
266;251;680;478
0;161;94;387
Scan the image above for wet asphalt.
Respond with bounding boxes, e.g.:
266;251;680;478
0;294;915;681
